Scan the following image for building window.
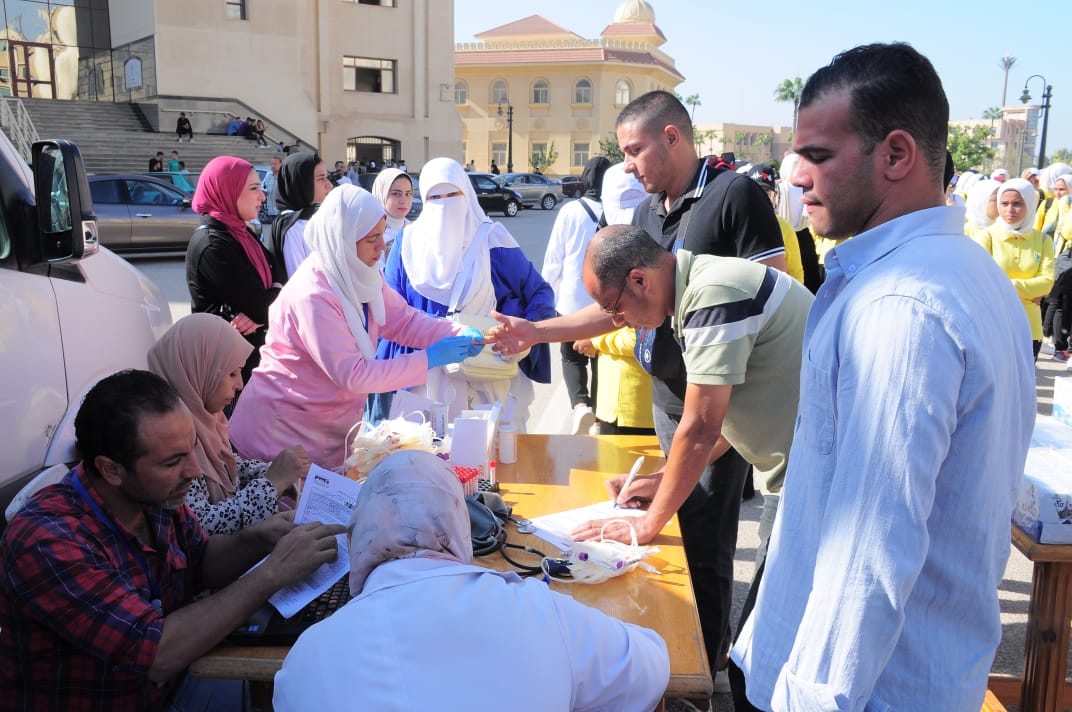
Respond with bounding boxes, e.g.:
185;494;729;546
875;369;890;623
572;142;590;166
491;80;508;105
491;142;507;167
344;56;396;93
225;0;246;20
615;79;631;106
532;80;549;105
455;81;468;105
573;79;592;105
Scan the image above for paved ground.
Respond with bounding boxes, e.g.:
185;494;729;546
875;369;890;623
132;205;1065;711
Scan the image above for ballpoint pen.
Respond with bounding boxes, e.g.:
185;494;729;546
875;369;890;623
613;456;645;509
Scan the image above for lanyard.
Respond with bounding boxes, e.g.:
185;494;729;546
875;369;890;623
72;470;164;614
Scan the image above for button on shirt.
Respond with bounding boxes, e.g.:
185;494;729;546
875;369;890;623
732;206;1035;711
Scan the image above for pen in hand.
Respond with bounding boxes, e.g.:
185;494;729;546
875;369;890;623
613;456;646;509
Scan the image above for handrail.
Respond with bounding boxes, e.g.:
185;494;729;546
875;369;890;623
0;96;40;162
153;95;316;152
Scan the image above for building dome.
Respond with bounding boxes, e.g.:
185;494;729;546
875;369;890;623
612;0;656;25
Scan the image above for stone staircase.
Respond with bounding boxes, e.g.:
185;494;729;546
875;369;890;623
17;98;281;176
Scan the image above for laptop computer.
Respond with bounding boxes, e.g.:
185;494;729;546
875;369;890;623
228;574;351;646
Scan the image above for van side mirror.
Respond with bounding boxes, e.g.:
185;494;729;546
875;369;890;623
31;140;97;262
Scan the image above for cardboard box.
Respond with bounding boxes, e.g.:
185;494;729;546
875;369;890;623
1013;415;1072;544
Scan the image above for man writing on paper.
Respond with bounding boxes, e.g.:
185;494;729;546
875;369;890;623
567;226;812;551
731;43;1034;710
0;370;346;710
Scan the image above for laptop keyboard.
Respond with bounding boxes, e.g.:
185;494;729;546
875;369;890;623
297;576;350;623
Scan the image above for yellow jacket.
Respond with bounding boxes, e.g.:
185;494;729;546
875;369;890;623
973;225;1055;339
777;216;805;284
590;328;654;430
811;227;841;265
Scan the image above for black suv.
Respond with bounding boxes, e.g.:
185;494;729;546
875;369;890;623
468;173;522;217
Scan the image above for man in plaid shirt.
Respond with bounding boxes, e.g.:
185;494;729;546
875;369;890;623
0;370;344;711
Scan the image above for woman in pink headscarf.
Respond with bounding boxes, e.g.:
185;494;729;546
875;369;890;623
186;156;282;381
148;314;308;534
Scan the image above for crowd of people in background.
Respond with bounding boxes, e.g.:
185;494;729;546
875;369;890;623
3;40;1069;712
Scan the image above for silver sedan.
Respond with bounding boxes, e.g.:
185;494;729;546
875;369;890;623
496;172;562;210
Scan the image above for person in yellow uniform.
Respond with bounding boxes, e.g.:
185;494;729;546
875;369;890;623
964;178;999;241
746;163;805;284
972;178;1055;359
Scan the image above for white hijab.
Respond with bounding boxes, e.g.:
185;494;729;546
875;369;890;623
403;157;497;313
371;168;410;233
601;163;647;226
1042;163;1072;194
996;178;1039;235
305;185;387;359
776;152;807;230
965;178;1000;229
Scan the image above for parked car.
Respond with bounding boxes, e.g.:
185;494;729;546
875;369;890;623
496;172;562;210
468;173;522;217
356;171;422;219
88;174;201;252
559;174;582;198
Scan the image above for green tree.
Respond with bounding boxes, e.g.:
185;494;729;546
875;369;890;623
774;77;805;132
999;55;1017;107
947;124;996;172
529;141;558;174
598;132;623;163
982;106;1002;135
684;93;702;122
1052;148;1072;165
755;133;772;162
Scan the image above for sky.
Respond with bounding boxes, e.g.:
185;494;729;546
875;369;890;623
454;0;1070;163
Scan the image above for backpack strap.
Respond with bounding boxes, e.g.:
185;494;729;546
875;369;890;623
578;198;601;225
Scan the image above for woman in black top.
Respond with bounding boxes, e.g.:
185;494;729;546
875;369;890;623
186;155;281;381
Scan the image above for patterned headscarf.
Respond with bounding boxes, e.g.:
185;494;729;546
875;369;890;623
348;450;472;595
192;156;272;288
147;313;252;504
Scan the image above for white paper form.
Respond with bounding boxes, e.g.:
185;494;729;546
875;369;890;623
267;464;363;618
529;500;646;551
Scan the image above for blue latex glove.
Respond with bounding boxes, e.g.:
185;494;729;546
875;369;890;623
426;335;473;370
460;327;486;357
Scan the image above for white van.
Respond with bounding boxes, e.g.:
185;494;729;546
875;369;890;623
0;134;172;524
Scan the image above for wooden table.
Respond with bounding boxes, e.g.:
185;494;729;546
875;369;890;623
192;434;714;703
988;525;1072;711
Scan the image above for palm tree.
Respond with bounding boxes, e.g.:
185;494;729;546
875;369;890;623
773;77;805;132
982;106;1003;137
684;94;702;122
999;55;1017;107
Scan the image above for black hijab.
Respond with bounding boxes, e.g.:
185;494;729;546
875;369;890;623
581;156;612;201
269;152;321;283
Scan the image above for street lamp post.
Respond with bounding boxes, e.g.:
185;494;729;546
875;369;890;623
497;99;514;173
1020;75;1053;168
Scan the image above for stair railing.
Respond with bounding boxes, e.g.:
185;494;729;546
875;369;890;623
0;97;40;163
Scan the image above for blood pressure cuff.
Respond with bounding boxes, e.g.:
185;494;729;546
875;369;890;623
467;492;511;556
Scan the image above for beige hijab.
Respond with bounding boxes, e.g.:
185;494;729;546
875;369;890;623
347;450;472;595
147;313;252;504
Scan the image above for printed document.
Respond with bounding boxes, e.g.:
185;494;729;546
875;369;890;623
529;500;645;550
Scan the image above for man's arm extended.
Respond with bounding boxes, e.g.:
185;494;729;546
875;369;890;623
572;383;731;545
491;303;616;355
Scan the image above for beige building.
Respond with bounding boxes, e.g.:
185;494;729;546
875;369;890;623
692;122;793;167
1;0;460;168
454;0;683;177
950;103;1039;174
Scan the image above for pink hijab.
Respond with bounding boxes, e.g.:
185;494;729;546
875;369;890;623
192;156;272;288
147;313;253;504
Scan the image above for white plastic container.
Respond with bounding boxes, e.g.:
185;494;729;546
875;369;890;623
498;424;517;464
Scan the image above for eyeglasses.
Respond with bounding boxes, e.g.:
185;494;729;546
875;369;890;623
599;271;632;316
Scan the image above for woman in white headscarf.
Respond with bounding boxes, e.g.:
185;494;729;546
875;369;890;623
972;178;1055;359
230;185;481;469
274;450;671;712
964;177;1000;240
370;167;413;259
378;157;556;427
776;152;823;292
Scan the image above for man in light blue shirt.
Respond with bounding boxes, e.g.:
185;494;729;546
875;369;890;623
730;43;1035;711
